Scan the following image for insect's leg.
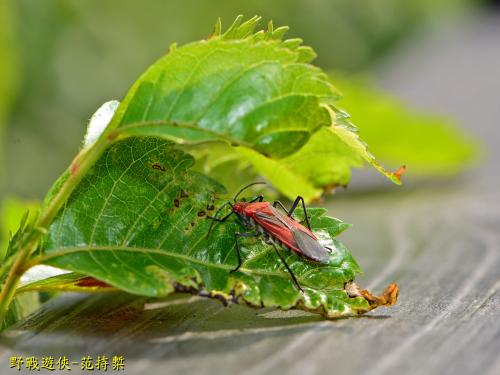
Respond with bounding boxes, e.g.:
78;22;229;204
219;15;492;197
249;195;264;203
206;201;235;237
267;239;304;293
272;200;289;213
232;232;260;273
273;196;312;231
288;196;312;231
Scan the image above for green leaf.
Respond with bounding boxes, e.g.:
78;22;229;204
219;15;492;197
330;74;478;174
109;16;335;157
235;147;323;201
32;137;395;317
191;113;398;201
104;16;397;200
234;123;376;201
280;126;364;189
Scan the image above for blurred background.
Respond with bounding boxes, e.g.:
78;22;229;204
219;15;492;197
0;0;498;221
1;2;500;373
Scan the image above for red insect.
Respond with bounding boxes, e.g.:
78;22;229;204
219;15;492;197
207;183;332;292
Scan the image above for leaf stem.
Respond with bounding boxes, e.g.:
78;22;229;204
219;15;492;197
0;252;18;283
0;134;112;326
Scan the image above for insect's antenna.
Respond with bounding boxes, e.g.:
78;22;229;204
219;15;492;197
233;182;266;202
207;216;218;238
207;201;233;237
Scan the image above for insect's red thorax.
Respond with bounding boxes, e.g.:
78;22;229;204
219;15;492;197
233;201;316;237
233;201;271;217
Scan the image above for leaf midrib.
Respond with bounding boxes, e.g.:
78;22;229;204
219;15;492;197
33;244;351;287
31;245;298;279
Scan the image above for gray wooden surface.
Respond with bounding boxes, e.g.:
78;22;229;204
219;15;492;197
1;11;499;375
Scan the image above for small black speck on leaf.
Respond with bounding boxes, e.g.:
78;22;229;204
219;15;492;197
174;199;180;208
152;163;166;172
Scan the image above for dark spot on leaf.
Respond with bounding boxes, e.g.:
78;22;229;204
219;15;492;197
207;204;215;211
190;222;195;227
174;199;180;208
180;189;189;198
152;163;166;172
197;211;206;217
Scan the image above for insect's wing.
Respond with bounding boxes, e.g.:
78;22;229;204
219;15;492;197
254;211;296;245
291;229;330;263
257;208;293;228
255;211;286;227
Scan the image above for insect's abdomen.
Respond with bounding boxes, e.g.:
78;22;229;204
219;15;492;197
247;208;329;263
246;213;314;259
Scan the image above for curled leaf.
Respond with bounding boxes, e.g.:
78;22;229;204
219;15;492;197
104;16;398;201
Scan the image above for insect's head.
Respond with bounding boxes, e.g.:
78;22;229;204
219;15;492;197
207;182;266;237
232;202;252;228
